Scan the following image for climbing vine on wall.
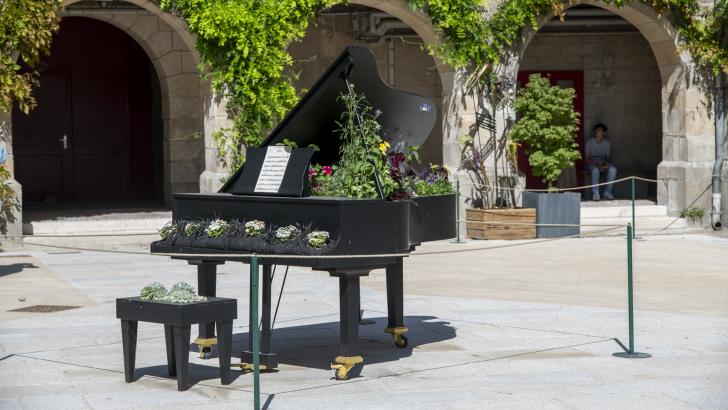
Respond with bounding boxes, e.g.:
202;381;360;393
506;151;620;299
159;0;727;172
411;0;728;74
160;0;339;171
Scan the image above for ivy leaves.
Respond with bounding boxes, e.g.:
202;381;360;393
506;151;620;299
412;0;728;75
161;0;338;171
0;0;61;114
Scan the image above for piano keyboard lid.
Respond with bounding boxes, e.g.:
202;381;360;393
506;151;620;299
220;46;437;194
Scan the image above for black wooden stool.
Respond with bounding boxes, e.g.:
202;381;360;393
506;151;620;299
116;297;237;390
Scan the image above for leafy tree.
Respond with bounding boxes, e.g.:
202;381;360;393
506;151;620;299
507;74;581;190
0;0;61;114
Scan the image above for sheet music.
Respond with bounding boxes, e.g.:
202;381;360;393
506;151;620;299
254;146;291;193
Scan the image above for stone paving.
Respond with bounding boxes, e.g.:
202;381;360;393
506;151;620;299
0;234;726;409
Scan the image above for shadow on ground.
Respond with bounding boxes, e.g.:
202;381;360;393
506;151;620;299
0;263;38;278
188;315;456;371
132;363;243;390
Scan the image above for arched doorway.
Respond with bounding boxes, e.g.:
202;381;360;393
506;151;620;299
515;4;664;198
12;17;163;204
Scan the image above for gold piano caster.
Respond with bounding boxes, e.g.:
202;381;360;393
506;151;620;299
330;355;363;380
194;337;217;359
232;362;269;373
385;327;409;348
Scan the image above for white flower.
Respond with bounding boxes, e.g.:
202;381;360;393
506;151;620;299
306;230;330;248
275;225;300;242
245;220;266;236
205;219;229;238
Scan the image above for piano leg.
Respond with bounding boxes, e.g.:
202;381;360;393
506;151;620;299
385;257;409;348
190;260;223;359
331;272;365;380
241;263;279;370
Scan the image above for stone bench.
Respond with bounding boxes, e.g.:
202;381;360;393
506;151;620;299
116;297;237;390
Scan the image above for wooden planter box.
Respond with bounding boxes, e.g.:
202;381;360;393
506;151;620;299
466;208;537;240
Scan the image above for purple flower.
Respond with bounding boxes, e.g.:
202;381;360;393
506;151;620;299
322;166;333;175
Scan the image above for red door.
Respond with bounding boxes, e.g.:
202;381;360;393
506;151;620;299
516;71;584;189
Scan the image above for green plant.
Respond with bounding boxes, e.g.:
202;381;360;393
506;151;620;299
245;220;266;237
183;222;201;237
414;164;454;196
325;87;398;199
0;167;19;234
140;281;206;303
306;230;330;248
158;221;181;240
680;207;705;221
507;74;581;191
0;0;61;114
274;225;300;242
205;219;229;237
140;282;168;301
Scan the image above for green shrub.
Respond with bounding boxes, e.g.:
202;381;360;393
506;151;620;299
508;74;581;191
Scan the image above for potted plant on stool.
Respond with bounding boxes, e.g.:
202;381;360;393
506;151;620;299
508;74;582;238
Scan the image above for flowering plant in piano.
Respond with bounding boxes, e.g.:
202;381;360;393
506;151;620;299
274;225;301;242
306;230;330;249
205;219;229;238
244;220;266;237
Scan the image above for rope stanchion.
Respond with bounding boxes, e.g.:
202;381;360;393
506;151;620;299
613;224;651;359
0;225;626;259
250;255;261;410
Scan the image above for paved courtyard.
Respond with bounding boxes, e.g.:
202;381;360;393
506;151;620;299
0;233;726;409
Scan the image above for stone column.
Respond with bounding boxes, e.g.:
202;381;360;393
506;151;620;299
199;94;232;193
0;112;23;238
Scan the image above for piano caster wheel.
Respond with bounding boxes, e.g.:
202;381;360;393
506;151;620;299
330;356;363;380
385;327;409;349
194;337;217;359
200;347;213;359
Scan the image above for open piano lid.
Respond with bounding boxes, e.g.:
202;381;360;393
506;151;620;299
221;46;437;194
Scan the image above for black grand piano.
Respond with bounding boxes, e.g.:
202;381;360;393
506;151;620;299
151;46;455;380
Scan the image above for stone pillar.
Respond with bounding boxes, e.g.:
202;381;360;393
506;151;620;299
0;112;23;238
657;72;716;218
199;94;232;193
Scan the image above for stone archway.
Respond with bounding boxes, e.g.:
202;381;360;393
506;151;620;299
58;0;205;201
505;0;714;215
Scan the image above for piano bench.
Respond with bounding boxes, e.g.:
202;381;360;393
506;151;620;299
116;297;237;391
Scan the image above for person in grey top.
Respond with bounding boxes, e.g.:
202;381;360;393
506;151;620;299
585;123;617;201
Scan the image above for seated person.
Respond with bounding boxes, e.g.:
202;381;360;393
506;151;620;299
585;124;617;201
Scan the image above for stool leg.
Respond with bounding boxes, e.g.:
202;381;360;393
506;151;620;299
173;325;191;391
164;325;176;377
121;320;138;383
216;320;233;385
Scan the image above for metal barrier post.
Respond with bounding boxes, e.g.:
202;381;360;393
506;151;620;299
454;178;465;243
631;176;637;239
251;255;261;409
613;224;651;359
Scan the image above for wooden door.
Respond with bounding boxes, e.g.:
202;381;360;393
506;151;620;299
71;72;128;200
516;71;585;189
12;74;74;202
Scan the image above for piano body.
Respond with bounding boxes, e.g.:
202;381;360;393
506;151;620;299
151;46;455;380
